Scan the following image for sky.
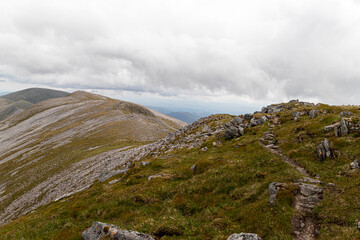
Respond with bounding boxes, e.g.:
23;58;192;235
1;0;360;114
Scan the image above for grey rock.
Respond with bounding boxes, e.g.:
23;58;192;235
202;125;212;133
339;111;353;117
339;118;349;136
317;138;332;161
269;182;284;205
82;221;154;240
201;147;208;152
261;104;283;113
231;117;244;126
212;141;222;147
227;233;262;240
350;159;359;169
257;116;267;125
141;161;150;166
292;111;300;121
357;221;360;231
99;169;128;182
324;122;340;131
190;164;197;172
243;114;253;120
309;109;319;119
108;179;120;185
148;174;162;181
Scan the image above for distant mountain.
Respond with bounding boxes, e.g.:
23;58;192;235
167;112;200;124
1;88;69;104
0;91;11;96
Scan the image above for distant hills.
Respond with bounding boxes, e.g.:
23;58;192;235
1;87;69;104
166;112;201;124
0;88;70;121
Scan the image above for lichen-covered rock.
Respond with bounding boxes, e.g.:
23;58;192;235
82;221;154;240
350;159;359;169
250;116;267;127
227;233;262;240
261;104;283;113
225;117;245;139
317;138;332;161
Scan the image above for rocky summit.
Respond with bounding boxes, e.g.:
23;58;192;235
1;96;360;239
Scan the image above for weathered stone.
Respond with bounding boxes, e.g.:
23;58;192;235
350;159;359;169
212;141;222;147
141;161;150;166
148;174;162;181
190;164;197;172
292;111;300;121
317;138;332;161
324;122;340;131
309;109;319;119
257;116;267;125
261;104;284;113
244;114;253;120
339;111;353;117
269;182;284;205
201;147;208;152
82;221;154;240
357;221;360;231
339;118;349;136
227;233;262;240
202;125;212;133
99;169;128;182
230;117;244;126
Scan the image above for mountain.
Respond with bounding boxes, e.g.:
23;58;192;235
0;90;186;227
1;99;360;239
1;87;69;104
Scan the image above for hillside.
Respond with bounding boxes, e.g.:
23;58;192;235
1;100;360;239
0;90;186;228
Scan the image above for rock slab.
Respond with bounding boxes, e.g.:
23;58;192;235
228;233;262;240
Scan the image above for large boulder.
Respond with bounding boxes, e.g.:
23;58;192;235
261;104;283;113
317;138;332;161
227;233;262;240
250;116;267;127
292;111;300;121
82;221;154;240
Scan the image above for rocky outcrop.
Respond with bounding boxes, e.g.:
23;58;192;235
316;138;332;161
225;117;245;139
82;221;154;240
339;111;353;117
261;104;284;113
227;233;262;240
250;116;267;126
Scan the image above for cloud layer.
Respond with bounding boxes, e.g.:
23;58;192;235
1;0;360;105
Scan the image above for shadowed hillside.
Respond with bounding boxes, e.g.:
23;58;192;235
1;88;69;104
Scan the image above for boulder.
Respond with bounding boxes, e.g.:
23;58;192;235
243;114;253;120
339;118;349;136
201;147;208;152
324;122;340;131
227;233;262;240
317;138;332;161
82;221;154;240
350;159;359;169
225;117;245;139
250;116;267;127
230;117;244;126
261;104;283;113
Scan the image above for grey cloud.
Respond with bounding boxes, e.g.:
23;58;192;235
1;0;360;105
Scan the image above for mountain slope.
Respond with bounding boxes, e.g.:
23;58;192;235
1;100;360;239
1;87;69;104
0;90;186;226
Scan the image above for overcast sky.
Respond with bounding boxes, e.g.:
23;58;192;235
1;0;360;113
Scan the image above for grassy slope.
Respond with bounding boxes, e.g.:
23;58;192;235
0;116;301;240
1;103;360;239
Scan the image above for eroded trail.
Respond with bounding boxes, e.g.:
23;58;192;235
260;126;323;240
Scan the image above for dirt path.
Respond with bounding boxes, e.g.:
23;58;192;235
260;126;323;240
